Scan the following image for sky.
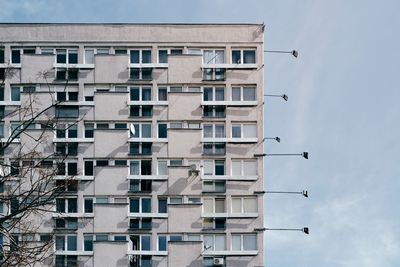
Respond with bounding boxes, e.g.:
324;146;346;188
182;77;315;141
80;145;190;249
1;0;399;266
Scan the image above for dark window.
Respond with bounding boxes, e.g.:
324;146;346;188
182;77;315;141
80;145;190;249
142;218;152;229
56;106;79;118
56;143;67;155
84;198;93;213
0;87;4;101
56;49;66;63
130;219;140;229
84;236;93;251
130;88;139;101
215;218;226;229
57;92;66;101
142;88;151;100
232;50;241;64
115;160;127;166
67;162;77;175
68;92;78;101
158;124;167;138
129;143;139;155
0;69;4;80
215;160;225;175
11;50;20;64
68;125;77;138
67;180;78;192
10;161;20;176
96;160;108;166
130;51;140;63
68;69;79;80
130;106;140;117
158;199;167;213
96;123;109;129
10;198;19;214
142;143;152;155
171;49;183;55
67;198;77;213
85;124;94;138
130;198;139;213
57;163;65;175
158;50;168;63
56;198;65;213
68;51;78;64
203;106;213;117
115;123;127;129
141;180;152;192
0;49;4;63
130;68;140;80
141;160;151;175
142;50;151;63
203;88;213;101
67;143;78;156
215;106;225;117
142;198;151;213
158;236;167;251
142;68;152;80
158;88;167;101
56;69;66;80
243;50;256;64
115;49;127;54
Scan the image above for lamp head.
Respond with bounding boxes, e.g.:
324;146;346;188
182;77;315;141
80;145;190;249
292;50;299;58
282;94;288;101
302;190;308;198
275;137;281;143
303;227;309;234
302;152;309;159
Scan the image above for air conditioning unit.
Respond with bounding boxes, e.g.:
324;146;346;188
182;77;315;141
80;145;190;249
188;164;200;176
213;257;224;266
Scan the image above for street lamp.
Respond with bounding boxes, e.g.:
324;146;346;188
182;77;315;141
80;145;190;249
265;190;308;198
256;152;309;159
264;94;288;101
264;227;309;234
264;50;299;58
263;137;281;143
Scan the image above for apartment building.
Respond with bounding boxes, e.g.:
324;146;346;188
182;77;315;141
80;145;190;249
0;23;264;267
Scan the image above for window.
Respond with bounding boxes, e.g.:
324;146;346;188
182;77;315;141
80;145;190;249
203;235;226;251
55;235;77;251
11;86;20;101
157;124;167;138
231;197;257;213
56;49;78;64
203;50;225;64
129;179;152;192
203;160;225;176
203;180;226;193
158;87;168;101
55;180;78;192
130;86;152;101
158;198;167;213
55;218;78;229
203;68;225;81
114;235;127;241
96;197;109;204
129;255;152;267
203;87;224;101
157;161;167;175
130;49;152;64
130;235;151;251
84;123;94;138
55;256;77;267
203;218;226;229
0;48;4;63
11;49;21;64
158;235;167;251
84;198;93;213
56;124;78;138
129;142;152;155
158;48;183;63
130;68;152;80
130;218;152;230
203;143;225;155
84;235;93;251
231;123;257;138
55;106;79;118
231;160;257;176
203;124;225;138
232;86;256;101
129;123;152;138
232;234;257;251
232;49;256;64
129;198;151;213
96;234;109;241
56;198;77;213
84;161;94;176
56;91;78;102
203;106;225;118
130;105;153;117
129;160;152;175
56;68;79;81
203;198;226;214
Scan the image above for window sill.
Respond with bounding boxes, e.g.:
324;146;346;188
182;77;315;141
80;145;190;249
128;212;168;218
127;250;168;256
202;250;258;256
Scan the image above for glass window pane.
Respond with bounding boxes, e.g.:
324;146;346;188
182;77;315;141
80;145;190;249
56;236;65;250
203;160;213;175
158;236;167;251
243;50;256;64
158;124;167;138
158;50;168;63
243;234;257;250
203;181;213;191
157;161;167;175
141;198;151;213
215;181;225;192
244;198;257;213
232;235;241;250
215;88;224;101
215;125;225;138
215;161;225;175
85;49;94;64
243;87;256;101
203;50;214;64
203;235;213;250
130;50;140;63
68;50;78;64
158;87;167;101
232;87;241;101
232;125;241;138
142;50;152;63
243;161;257;176
215;235;225;250
215;199;225;213
142;87;151;100
215;50;224;64
11;87;20;101
203;198;213;213
130;199;139;213
141;124;151;138
67;236;77;251
56;49;66;64
158;199;167;213
243;124;257;138
203;88;213;101
141;236;151;251
130;87;139;101
232;198;242;213
203;125;213;138
232;50;241;64
130;161;139;175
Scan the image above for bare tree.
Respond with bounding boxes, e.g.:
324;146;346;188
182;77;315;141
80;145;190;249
0;66;81;266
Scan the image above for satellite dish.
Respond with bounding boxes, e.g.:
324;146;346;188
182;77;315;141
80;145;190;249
190;164;197;171
129;123;136;136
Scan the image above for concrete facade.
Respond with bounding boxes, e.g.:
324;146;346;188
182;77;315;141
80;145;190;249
0;23;264;267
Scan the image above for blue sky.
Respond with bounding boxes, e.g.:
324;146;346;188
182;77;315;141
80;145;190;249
2;0;399;266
